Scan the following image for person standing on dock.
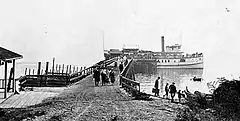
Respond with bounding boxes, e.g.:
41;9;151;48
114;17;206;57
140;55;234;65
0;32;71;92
93;68;100;86
101;69;107;86
178;90;182;103
114;61;118;68
124;59;128;66
169;82;177;102
109;69;115;85
154;77;160;96
119;62;124;73
164;83;169;99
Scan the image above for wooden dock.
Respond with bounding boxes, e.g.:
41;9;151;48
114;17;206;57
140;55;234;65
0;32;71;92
0;87;65;108
0;92;14;104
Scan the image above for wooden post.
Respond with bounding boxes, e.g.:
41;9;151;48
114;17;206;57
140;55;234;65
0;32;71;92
66;65;69;74
73;66;75;73
62;64;64;75
56;64;58;73
52;57;55;75
84;67;86;75
33;69;35;75
13;59;17;94
41;69;43;75
59;64;61;73
45;62;49;75
4;61;7;98
80;67;82;75
76;67;79;72
7;67;13;92
69;65;72;74
25;68;27;75
29;68;31;75
37;62;41;75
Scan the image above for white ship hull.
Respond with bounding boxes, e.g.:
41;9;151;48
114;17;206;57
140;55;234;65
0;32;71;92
157;62;203;69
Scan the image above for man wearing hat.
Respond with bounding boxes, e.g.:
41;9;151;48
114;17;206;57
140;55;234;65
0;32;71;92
169;82;177;102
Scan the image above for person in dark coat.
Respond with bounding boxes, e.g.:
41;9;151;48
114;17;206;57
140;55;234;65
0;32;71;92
119;62;124;73
93;68;100;86
109;69;115;85
114;61;118;68
169;82;177;102
154;77;160;96
101;70;107;86
124;59;128;66
164;83;169;99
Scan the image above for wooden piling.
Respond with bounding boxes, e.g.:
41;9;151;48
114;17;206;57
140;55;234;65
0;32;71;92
37;62;41;75
52;57;55;75
69;65;72;74
58;65;61;73
29;68;31;75
25;68;27;75
62;64;64;75
84;67;86;75
56;64;58;73
4;61;7;98
33;69;35;75
66;65;69;74
80;67;83;75
73;66;75;73
45;62;49;75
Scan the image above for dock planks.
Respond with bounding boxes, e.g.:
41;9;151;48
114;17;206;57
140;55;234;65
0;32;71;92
0;91;58;108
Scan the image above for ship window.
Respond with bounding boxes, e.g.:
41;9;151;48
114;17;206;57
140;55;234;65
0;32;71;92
199;58;201;60
174;60;176;62
165;60;167;62
168;60;170;62
162;60;164;63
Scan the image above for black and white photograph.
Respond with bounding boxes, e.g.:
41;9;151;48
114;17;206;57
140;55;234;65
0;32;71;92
0;0;239;120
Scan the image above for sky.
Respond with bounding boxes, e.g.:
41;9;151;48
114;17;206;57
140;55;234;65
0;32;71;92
0;0;240;80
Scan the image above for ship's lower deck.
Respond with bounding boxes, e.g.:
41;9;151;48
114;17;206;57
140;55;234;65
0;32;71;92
157;62;203;69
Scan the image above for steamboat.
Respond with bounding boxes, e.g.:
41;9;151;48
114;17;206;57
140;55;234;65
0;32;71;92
104;36;203;69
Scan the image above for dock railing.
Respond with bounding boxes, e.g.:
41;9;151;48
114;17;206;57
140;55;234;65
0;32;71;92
18;74;70;89
120;59;140;96
18;57;118;89
0;79;14;91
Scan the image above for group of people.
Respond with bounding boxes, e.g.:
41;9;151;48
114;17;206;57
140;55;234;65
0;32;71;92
154;77;185;103
93;68;115;86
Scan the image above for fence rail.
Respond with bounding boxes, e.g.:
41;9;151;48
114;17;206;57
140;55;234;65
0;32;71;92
18;57;118;88
120;59;141;96
18;74;70;89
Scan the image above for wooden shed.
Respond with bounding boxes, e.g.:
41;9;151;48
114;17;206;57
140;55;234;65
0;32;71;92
0;46;23;98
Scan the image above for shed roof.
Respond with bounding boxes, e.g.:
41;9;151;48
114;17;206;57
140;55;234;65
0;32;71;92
0;47;23;60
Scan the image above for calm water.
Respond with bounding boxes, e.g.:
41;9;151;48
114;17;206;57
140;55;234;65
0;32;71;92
135;68;210;96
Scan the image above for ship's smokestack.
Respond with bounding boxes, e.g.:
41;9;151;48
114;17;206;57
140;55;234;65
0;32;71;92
161;36;165;52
